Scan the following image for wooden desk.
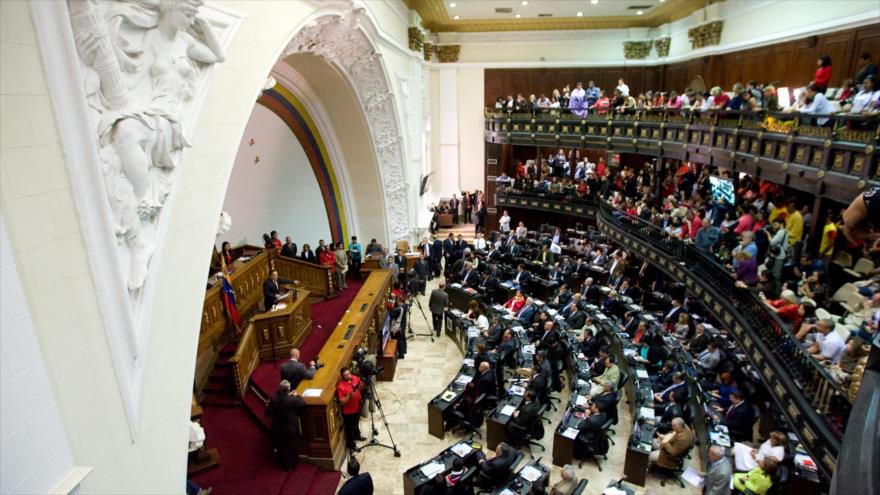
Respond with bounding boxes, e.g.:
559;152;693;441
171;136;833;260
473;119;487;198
439;214;453;227
294;271;391;469
552;429;575;467
377;340;398;382
250;290;311;360
623;443;650;486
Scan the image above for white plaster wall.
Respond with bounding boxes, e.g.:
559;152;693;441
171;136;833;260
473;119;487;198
222;105;331;247
0;1;422;492
457;67;485;192
0;215;78;494
438;68;460;196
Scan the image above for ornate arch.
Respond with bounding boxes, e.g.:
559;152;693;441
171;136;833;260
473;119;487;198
282;9;411;242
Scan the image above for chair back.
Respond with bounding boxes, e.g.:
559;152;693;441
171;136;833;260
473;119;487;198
853;257;875;274
572;479;589;495
617;369;630;391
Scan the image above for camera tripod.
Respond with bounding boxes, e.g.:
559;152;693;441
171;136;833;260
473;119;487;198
358;377;401;457
405;290;435;342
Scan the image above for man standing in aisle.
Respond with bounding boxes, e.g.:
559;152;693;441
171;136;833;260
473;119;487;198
450;193;460;224
429;281;449;337
336;368;365;452
265;380;305;470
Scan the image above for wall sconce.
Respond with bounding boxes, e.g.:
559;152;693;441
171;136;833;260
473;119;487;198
249;138;256;146
254;156;261;164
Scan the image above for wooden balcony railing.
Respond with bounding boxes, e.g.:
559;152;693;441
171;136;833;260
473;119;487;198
271;251;335;299
229;322;259;399
485;108;879;204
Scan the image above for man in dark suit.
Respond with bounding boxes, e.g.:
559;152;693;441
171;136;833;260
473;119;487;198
512;264;531;290
474;361;496;397
591;382;618;413
487;244;502;262
280;236;298;258
655;390;686;433
516;298;537;326
460;262;478;287
551;284;572;309
577;403;608;439
413;254;430;291
337;457;374;495
430;237;443;278
535;244;555;265
442;234;455;273
476;443;516;487
428;282;449;337
547;262;564;283
719;390;755;443
654;372;688;409
512;391;542;429
263;270;282;312
582;277;601;304
563;302;586;329
280;348;316;389
663;298;684;325
393;249;407;272
528;356;550;404
449;194;460;224
265;380;306;470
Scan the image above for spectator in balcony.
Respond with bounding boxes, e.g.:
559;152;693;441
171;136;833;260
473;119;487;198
610;88;625;109
813;55;833;93
569;81;587;117
666;90;682;109
830;338;868;383
616;78;630;97
800;83;836;126
689;92;706;111
585;80;600;107
838;79;856;104
636;93;649;109
709;86;730;109
733;205;755;234
536;93;551;111
591;90;611;115
734;251;759;286
562;85;571;107
847;75;880;115
761;85;780;111
855;52;878;87
784;200;804;246
806;318;845;364
682;88;693;107
747;81;763;105
549;95;562;112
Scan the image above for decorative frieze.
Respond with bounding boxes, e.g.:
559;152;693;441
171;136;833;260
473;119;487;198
688;21;723;49
654;37;670;57
407;26;424;51
423;42;434;61
623;41;652;60
435;44;461;63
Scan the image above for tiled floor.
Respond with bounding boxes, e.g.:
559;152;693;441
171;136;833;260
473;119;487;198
346;277;702;495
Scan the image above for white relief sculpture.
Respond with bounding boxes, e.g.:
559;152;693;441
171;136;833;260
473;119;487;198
284;9;412;242
69;0;225;291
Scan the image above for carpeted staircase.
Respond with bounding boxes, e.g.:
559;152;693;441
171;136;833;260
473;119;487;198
191;275;363;494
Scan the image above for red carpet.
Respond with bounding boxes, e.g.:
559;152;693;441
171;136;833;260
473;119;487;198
191;276;363;494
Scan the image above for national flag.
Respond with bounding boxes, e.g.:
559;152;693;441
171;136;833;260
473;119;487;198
220;257;241;331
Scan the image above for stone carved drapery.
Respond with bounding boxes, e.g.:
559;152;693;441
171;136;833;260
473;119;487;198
436;44;460;63
654;37;670;57
688;21;723;49
283;10;411;242
31;0;240;438
623;41;652;60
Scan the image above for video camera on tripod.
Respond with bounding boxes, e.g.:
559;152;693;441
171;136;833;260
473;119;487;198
353;348;383;384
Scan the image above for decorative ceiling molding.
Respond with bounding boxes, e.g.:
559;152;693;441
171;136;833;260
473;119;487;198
451;28;639;43
404;0;717;33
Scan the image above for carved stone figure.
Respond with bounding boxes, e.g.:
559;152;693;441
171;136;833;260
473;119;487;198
69;0;225;290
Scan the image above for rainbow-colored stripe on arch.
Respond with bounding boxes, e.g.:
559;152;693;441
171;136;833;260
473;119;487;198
258;85;348;244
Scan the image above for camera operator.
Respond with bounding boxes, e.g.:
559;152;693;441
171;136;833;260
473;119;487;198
413;255;430;295
336;367;365;452
429;281;449;338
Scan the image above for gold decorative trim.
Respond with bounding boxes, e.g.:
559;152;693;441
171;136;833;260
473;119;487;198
408;27;424;51
688;20;723;49
436;44;461;63
654;37;670;57
623;41;652;60
404;0;714;33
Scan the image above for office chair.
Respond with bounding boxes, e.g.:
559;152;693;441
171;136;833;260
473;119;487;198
451;395;486;439
451;466;477;495
571;479;589;495
507;406;547;458
474;451;523;494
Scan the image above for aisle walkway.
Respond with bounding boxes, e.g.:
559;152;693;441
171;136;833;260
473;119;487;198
354;277;701;495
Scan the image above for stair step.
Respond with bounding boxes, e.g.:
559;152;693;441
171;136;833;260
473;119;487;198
200;393;239;407
210;367;234;379
204;383;235;394
242;389;272;433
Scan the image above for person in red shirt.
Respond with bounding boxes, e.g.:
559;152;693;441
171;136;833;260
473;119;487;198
503;290;526;313
270;230;282;254
813;55;832;92
336;367;364;451
515;161;526;179
319;248;336;280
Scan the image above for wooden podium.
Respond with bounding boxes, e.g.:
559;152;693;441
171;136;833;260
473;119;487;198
250;290;311;360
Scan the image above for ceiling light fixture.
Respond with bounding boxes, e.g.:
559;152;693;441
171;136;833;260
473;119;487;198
449;2;456;7
453;15;460;19
637;10;644;15
576;11;584;17
591;0;599;4
515;13;522;18
521;0;528;5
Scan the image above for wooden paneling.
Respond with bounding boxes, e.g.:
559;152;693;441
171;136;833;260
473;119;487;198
250;291;312;360
272;253;334;299
484;24;879;106
229;322;259;398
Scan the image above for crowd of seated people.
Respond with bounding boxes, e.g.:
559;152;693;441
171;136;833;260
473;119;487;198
431;213;823;494
491;54;880;121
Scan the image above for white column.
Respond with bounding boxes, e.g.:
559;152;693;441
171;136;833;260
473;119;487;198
438;67;460;197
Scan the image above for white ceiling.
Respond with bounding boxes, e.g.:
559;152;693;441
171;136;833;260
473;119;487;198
443;0;664;20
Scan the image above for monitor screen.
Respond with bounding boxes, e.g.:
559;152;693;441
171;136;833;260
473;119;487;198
709;175;735;205
381;313;393;350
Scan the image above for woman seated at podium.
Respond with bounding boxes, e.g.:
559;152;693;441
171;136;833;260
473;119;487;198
733;431;786;472
503;290;526;313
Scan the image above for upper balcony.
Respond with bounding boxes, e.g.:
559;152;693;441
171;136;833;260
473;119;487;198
484;108;879;204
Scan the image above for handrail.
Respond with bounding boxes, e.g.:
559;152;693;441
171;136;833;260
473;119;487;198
271;251;335;299
229;322;259;398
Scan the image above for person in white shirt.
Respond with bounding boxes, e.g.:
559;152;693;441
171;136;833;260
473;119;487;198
733;431;787;472
499;210;511;233
807;319;845;363
515;222;528;239
799;83;836;126
473;232;487;251
549;242;562;255
616;78;630;97
848;75;879;114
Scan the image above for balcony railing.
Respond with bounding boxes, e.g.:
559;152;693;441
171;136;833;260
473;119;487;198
495;190;852;478
485;108;879;204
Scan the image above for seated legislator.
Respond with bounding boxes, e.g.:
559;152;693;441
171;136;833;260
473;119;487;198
648;418;693;468
515;298;538;326
512;264;532;289
510;391;542;431
503;290;526;314
733;431;787;472
474;361;497;397
475;443;518;488
591;380;619;413
732;457;778;495
715;390;755;443
590;356;619;396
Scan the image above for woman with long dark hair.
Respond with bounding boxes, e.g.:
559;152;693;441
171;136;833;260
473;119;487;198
813;55;832;92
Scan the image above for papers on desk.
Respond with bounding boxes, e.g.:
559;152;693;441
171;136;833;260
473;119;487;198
710;430;731;447
420;461;445;479
522;344;536;355
440;391;457;402
629;304;643;312
467;328;481;339
275;292;290;301
596;313;608;321
642;314;656;322
450;283;463;289
451;442;473;458
795;454;818;471
577;379;589;388
502;314;515;320
499;489;516;495
510;385;526;397
546;308;557;316
682;467;704;487
533;299;545;306
639;407;656;421
622;348;637;357
575;395;588;407
455;375;473;385
450;309;464;317
272;303;287;311
462;358;475;367
636;369;649;379
519;465;542;483
562;427;579;439
500;405;517;416
603;488;626;495
302;389;322;397
493;304;504;312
